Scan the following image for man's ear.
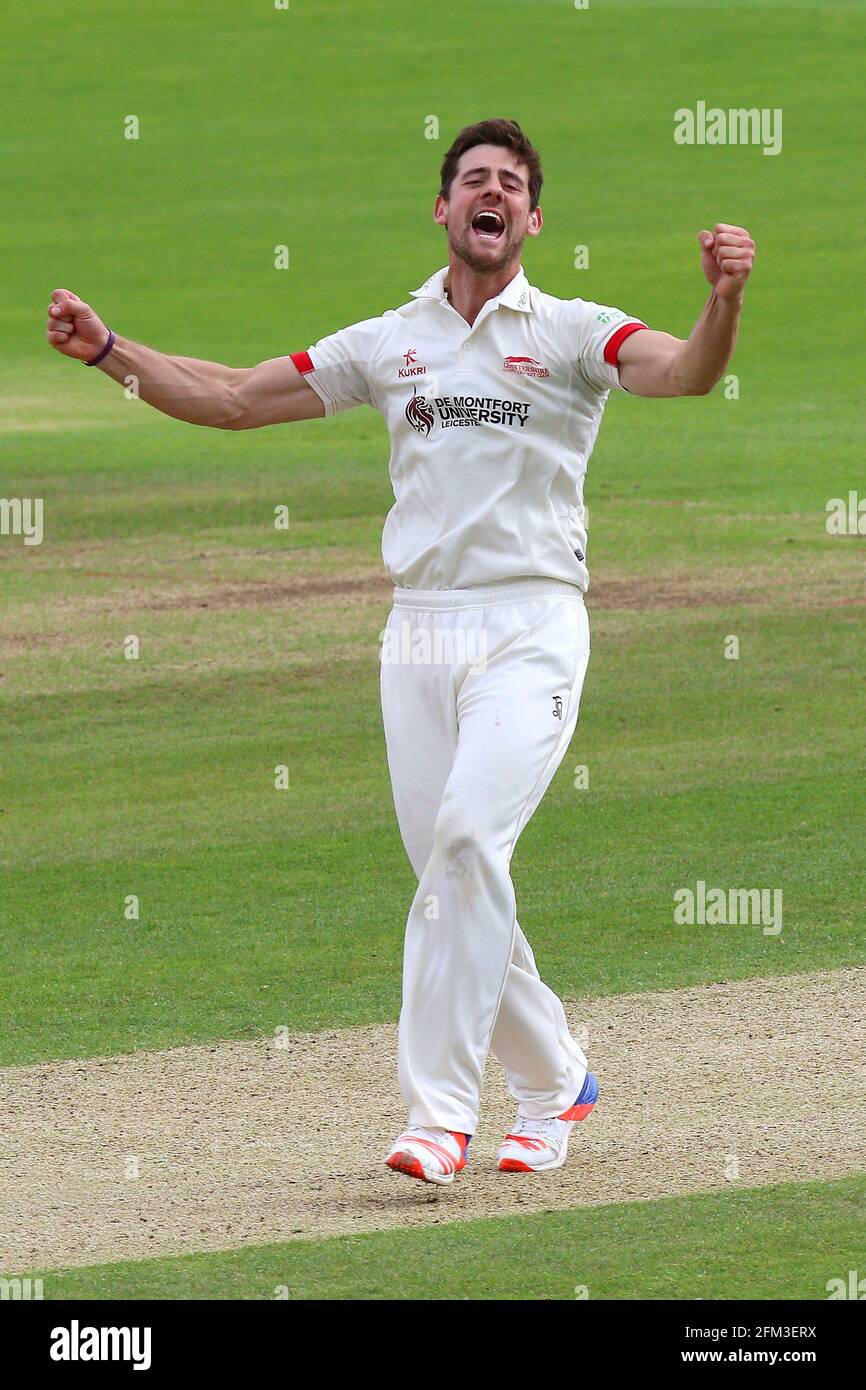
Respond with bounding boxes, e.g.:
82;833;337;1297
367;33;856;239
434;194;448;227
526;205;543;237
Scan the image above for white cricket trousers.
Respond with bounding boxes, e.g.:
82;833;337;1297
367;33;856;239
379;576;591;1135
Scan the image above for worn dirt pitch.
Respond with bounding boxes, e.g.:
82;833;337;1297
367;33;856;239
1;967;863;1275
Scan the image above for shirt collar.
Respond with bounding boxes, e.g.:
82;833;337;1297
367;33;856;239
409;265;532;314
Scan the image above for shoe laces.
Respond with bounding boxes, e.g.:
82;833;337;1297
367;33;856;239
509;1114;567;1144
405;1126;462;1149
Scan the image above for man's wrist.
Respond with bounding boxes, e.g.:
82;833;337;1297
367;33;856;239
709;286;744;314
84;329;116;367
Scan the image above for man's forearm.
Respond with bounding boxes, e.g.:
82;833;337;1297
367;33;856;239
97;334;240;428
672;289;743;396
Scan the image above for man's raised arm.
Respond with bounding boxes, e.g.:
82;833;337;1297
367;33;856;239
45;288;325;429
616;223;756;398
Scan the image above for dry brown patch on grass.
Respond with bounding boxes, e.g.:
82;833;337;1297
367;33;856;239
1;967;863;1274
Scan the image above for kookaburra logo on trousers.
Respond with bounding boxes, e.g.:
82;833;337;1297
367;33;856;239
552;695;563;719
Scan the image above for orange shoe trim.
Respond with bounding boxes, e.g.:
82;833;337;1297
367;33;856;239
502;1135;549;1150
386;1152;429;1181
558;1100;596;1122
392;1134;460;1175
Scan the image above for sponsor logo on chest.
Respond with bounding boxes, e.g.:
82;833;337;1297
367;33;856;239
398;347;428;378
502;355;550;379
405;387;531;436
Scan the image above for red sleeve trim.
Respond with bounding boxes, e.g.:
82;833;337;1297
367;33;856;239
290;350;315;374
603;321;648;366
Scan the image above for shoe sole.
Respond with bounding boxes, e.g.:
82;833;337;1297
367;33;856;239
385;1150;459;1186
497;1073;598;1173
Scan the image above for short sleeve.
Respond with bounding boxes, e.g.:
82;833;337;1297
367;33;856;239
569;300;649;394
290;315;383;415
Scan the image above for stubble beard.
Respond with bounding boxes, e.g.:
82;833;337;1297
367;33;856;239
448;221;525;276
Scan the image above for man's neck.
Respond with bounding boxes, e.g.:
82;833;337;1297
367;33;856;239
444;258;522;327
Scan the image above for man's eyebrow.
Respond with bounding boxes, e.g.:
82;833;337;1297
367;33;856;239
460;165;525;184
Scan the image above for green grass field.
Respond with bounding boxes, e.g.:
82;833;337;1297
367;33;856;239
2;0;864;1299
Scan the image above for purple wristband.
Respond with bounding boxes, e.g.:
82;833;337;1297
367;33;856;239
84;330;116;367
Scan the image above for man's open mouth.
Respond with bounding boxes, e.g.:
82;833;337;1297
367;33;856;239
471;209;505;240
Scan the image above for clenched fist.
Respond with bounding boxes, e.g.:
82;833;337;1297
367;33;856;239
45;288;111;362
698;224;755;302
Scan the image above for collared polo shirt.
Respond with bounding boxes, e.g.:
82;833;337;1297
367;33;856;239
291;265;647;592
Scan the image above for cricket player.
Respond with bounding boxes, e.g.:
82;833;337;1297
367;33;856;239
46;119;754;1185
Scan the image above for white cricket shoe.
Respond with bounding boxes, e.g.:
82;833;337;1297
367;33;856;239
497;1071;599;1173
385;1126;470;1185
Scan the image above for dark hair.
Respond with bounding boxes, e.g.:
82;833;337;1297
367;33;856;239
439;119;543;212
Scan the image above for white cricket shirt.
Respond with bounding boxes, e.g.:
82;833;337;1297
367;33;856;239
291;265;648;592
